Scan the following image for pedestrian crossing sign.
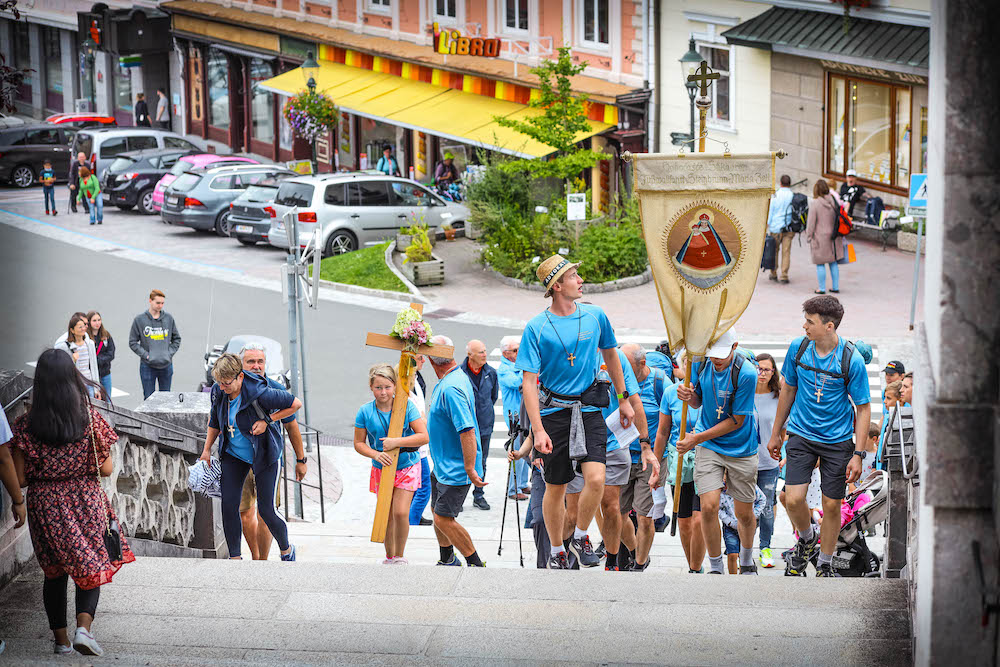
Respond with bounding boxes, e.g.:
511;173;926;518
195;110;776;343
909;173;928;210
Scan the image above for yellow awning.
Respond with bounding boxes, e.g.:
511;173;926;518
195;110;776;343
257;61;612;159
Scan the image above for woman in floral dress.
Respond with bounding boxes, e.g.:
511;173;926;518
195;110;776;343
9;349;134;657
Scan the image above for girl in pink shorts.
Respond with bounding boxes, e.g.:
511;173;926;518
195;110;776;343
354;363;428;564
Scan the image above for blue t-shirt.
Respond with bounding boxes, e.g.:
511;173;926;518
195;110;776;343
691;357;759;458
427;366;483;486
781;336;871;444
354;399;422;471
628;366;669;464
498;357;523;430
40;167;56;187
516;303;617;416
227;394;254;463
600;348;641;453
659;383;702;484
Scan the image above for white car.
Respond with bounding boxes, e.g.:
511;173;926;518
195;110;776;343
266;173;469;255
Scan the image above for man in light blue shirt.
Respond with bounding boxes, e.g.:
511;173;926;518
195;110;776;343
766;174;795;284
498;335;530;499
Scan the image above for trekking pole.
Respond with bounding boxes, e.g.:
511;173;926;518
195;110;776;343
498;455;513;557
670;358;694;537
513;457;524;567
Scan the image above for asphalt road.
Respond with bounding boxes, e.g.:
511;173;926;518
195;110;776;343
0;221;517;437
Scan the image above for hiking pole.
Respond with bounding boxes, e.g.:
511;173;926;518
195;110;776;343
513;456;524;567
670;357;694;537
498;411;519;558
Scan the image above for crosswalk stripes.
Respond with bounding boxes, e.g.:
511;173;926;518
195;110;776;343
483;339;884;456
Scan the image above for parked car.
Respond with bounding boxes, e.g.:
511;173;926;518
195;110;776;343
151;153;259;212
228;175;295;246
45;113;117;130
160;163;295;236
0;123;73;187
101;148;198;214
71;128;202;182
266;173;470;255
199;334;289;392
0;113;26;129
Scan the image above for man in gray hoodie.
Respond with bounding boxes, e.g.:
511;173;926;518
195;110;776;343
129;289;182;399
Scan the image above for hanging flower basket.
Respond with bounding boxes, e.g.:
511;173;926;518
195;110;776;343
282;91;339;143
389;307;433;352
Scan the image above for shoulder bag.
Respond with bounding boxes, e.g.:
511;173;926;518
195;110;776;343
90;413;123;562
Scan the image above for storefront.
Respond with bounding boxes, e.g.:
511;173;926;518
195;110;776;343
724;7;929;207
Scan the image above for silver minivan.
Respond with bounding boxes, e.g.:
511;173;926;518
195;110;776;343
71;128;202;181
266;173;469;255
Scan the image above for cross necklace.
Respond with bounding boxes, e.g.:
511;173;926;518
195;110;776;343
227;396;236;437
710;368;727;420
544;307;583;367
813;350;835;403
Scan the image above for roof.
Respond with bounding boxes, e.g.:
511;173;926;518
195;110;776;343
162;0;633;104
722;7;929;74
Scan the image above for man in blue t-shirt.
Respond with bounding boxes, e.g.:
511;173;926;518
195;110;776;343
517;255;635;570
676;328;761;575
766;296;871;577
426;334;487;567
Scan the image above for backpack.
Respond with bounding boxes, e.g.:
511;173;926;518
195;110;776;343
707;351;756;424
835;200;854;237
761;235;776;271
785;193;808;233
650;367;668;404
791;338;872;386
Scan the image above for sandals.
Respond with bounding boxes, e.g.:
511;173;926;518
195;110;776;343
814;290;826;294
830;289;840;293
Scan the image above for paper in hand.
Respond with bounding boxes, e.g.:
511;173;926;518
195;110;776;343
604;408;640;447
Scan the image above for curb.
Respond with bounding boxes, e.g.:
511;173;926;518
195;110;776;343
384;240;428;300
483;264;653;293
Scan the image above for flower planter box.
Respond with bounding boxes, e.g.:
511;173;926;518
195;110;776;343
396;231;435;249
401;253;445;286
896;231;925;254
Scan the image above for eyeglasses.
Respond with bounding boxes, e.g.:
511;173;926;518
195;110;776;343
757;368;773;375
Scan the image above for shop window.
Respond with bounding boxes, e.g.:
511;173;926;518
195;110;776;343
579;0;609;47
505;0;528;32
207;48;230;130
43;28;63;112
368;0;390;13
13;22;31;101
279;95;293;151
250;58;274;141
435;0;457;20
827;74;912;189
697;44;731;126
114;67;133;116
919;106;928;173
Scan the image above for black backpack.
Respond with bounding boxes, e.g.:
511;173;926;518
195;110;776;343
785;193;808;233
707;352;755;423
791;338;857;382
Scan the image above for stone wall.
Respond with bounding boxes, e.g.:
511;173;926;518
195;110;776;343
0;371;35;590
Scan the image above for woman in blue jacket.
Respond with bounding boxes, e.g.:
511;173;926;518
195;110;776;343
199;353;302;561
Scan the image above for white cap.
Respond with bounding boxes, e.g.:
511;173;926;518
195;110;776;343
705;328;738;360
846;169;857;177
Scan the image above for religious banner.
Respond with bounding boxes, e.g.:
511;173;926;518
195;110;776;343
631;152;778;356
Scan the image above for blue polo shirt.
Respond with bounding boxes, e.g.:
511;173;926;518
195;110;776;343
781;336;871;444
600;348;641;453
427;366;483;486
497;357;523;430
691;357;758;458
227;395;254;463
516;303;617;416
659;383;702;484
355;399;422;471
628;366;669;464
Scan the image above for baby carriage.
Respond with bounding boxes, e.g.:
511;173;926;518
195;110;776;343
831;470;888;577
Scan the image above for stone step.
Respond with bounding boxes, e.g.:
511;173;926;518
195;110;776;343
0;557;911;666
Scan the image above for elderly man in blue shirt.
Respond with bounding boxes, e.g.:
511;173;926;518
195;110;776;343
498;335;530;500
766;174;795;284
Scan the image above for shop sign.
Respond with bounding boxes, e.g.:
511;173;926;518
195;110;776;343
820;60;926;86
433;23;501;57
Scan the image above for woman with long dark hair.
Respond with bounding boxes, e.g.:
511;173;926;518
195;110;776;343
754;352;783;568
87;311;115;399
55;313;101;399
8;349;134;657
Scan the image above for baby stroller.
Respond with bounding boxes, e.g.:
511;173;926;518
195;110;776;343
831;470;888;577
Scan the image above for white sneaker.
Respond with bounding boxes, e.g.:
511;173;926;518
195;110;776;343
53;640;73;655
72;628;103;656
390;557;409;565
378;557;394;565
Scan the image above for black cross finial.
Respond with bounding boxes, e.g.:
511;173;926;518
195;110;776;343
687;61;720;97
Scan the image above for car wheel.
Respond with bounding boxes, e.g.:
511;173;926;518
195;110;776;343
214;210;231;237
117;204;134;211
237;236;257;246
138;188;155;215
11;165;33;188
324;229;358;256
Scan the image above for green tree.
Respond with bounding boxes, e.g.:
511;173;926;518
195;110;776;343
493;47;607;184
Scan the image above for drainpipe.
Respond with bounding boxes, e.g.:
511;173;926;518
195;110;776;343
643;0;654;152
652;0;661;153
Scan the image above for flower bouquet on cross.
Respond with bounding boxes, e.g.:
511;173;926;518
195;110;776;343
283;90;339;144
390;307;433;353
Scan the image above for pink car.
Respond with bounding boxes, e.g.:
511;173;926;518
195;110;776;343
152;154;258;212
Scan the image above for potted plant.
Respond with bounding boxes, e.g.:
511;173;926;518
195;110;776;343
396;217;434;250
896;220;926;254
401;226;445;286
441;222;456;241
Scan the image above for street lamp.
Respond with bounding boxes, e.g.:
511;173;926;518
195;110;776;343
299;51;320;174
679;37;702;153
82;37;97;111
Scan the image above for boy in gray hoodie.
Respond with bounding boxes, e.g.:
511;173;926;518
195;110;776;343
129;289;181;399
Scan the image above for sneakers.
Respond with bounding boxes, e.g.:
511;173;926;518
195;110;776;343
768;274;778;282
616;550;635;572
760;547;775;568
569;536;600;568
467;561;486;568
739;563;759;575
631;558;650;572
595;540;607;559
72;628;103;657
473;497;490;510
816;562;841;578
389;557;409;565
547;551;570;569
280;545;297;561
436;555;462;566
785;533;819;577
688;567;704;574
418;517;433;526
53;640;73;655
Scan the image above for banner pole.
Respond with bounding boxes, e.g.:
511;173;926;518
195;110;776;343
670;357;694;537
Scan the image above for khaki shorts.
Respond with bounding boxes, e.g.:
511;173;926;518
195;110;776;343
620;462;654;515
239;469;282;513
693;446;757;504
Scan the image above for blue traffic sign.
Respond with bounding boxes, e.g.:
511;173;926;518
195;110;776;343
909;173;928;209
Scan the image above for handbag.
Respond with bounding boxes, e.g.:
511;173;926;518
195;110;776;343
837;239;856;265
90;414;123;562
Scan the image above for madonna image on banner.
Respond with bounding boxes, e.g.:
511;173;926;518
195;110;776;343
667;203;742;289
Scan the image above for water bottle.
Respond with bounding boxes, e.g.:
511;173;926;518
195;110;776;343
597;364;610;384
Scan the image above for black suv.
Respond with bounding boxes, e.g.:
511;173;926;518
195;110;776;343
0;123;74;188
102;148;198;215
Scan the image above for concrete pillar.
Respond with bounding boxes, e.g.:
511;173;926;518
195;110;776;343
60;29;77;114
94;52;113;117
914;0;1000;664
27;22;43;118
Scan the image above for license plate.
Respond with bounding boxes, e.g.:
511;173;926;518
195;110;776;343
102;193;111;201
234;225;253;234
168;196;179;206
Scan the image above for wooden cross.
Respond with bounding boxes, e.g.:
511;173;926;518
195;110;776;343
228;424;235;437
364;302;455;543
815;386;824;403
687;60;718;152
687;61;720;97
567;352;576;366
716;405;725;420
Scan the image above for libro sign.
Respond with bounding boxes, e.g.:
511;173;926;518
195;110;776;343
433;23;500;57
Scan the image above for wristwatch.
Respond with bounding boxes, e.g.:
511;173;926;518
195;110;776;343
617;390;631;400
639;437;651;445
853;450;866;460
296;457;307;465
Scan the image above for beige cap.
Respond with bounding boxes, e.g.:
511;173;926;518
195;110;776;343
536;254;581;297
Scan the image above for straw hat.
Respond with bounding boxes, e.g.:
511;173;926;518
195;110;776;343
536;254;581;297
